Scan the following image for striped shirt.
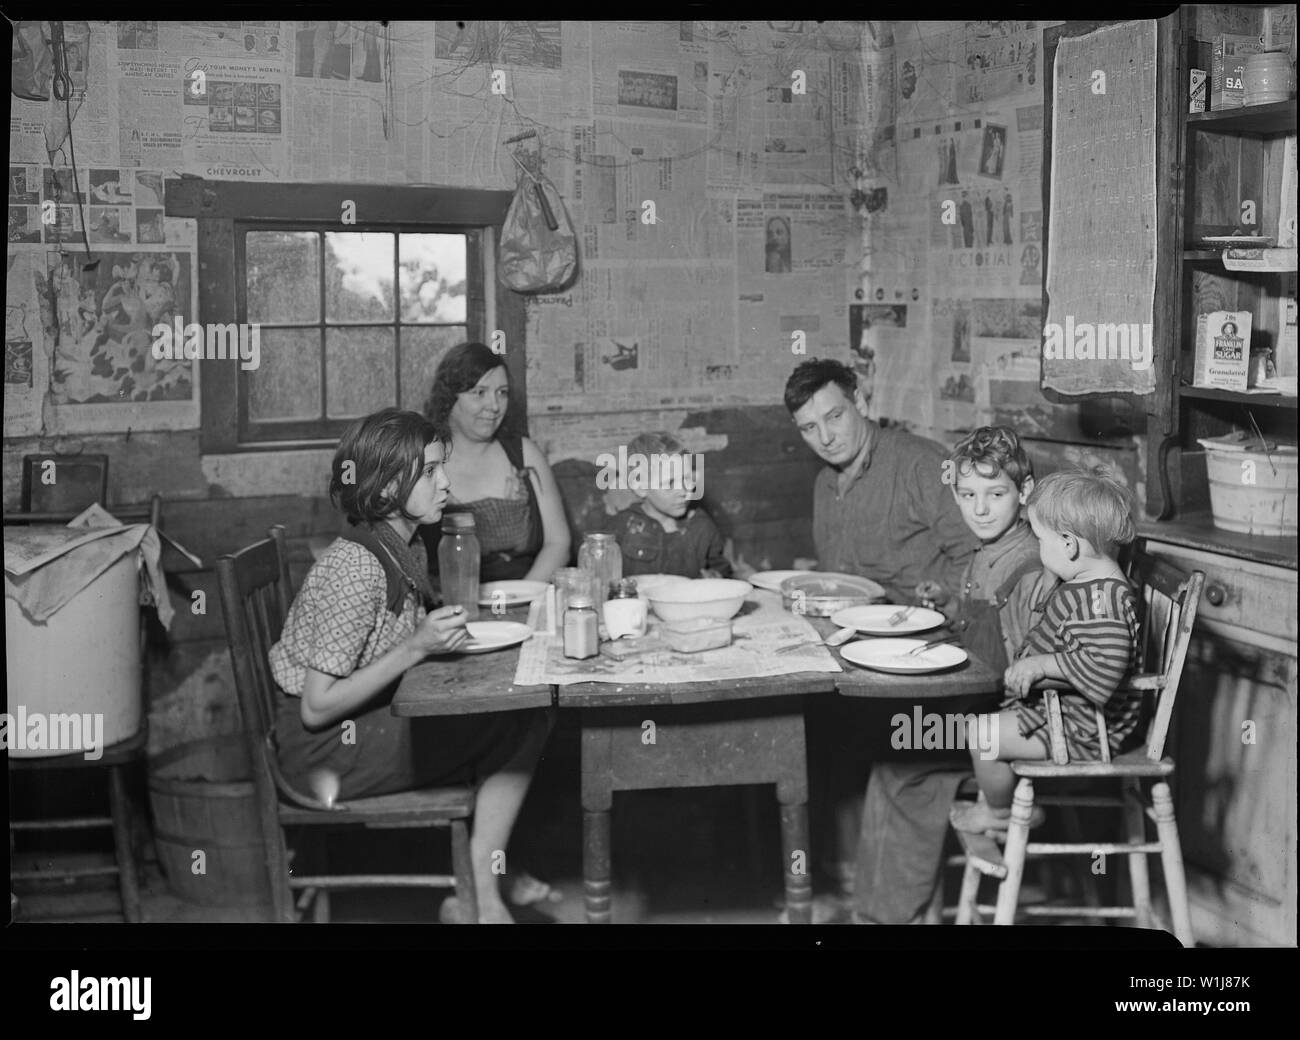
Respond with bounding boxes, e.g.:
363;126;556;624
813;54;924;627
1006;576;1141;757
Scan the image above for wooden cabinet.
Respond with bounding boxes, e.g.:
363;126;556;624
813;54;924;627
1147;8;1297;521
1144;537;1297;946
1140;8;1297;947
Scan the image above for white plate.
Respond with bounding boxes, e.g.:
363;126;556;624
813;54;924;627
749;570;813;592
839;638;968;674
478;581;549;608
460;621;532;654
831;604;946;636
1201;235;1275;246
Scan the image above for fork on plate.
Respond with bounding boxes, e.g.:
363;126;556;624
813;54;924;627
907;635;959;656
888;605;916;626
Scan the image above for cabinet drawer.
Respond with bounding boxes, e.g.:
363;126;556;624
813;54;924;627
1142;540;1297;643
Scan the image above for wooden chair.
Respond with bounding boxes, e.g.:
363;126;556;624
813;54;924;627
952;546;1205;944
214;526;478;923
8;473;162;923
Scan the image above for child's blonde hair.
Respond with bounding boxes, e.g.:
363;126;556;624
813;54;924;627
1027;467;1136;555
626;431;684;458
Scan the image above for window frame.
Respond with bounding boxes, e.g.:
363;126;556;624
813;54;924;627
165;180;526;454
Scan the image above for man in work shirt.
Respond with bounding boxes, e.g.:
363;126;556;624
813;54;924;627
785;357;976;923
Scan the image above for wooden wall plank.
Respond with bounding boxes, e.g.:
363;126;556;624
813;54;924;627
166;179;513;224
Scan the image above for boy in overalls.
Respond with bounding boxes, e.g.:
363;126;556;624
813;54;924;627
917;426;1049;669
856;426;1048;923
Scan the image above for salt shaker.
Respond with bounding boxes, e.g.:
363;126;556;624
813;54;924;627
563;593;599;660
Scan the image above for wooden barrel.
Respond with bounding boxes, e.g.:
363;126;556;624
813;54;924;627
147;734;272;907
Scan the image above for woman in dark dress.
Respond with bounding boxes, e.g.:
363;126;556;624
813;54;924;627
420;341;571;587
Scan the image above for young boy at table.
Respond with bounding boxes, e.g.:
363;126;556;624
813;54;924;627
949;467;1141;834
268;407;553;922
914;426;1049;672
854;427;1046;924
609;431;735;579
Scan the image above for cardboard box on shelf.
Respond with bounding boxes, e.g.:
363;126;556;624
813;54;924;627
1279;277;1298;379
1190;68;1208;112
1212;33;1263;109
1194;310;1254;390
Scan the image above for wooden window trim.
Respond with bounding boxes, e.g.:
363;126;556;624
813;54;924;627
165;180;527;453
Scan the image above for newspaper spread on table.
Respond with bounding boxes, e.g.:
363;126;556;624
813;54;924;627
514;589;843;687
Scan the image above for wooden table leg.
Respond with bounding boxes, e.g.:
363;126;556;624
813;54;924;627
581;717;615;924
778;780;812;924
583;809;612;924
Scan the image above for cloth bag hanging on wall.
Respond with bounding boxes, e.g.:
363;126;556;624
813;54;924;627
11;21;53;101
498;160;578;293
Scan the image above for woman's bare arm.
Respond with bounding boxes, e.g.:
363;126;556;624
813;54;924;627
520;436;572;581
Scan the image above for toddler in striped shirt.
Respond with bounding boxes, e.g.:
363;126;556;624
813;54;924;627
950;467;1140;835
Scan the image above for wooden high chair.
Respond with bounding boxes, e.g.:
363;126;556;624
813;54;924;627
215;526;478;923
951;546;1205;944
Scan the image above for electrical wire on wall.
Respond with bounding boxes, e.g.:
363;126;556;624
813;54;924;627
40;20;98;270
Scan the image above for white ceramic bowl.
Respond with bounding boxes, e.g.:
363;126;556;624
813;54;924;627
629;573;692;600
645;578;753;622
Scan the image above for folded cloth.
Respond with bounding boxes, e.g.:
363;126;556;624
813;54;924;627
4;508;173;627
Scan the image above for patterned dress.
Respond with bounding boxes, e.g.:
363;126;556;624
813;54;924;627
1001;576;1141;760
268;539;538;799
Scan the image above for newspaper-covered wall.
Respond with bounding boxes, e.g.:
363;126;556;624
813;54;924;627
852;20;1053;439
8;21;1068;449
8;20;867;445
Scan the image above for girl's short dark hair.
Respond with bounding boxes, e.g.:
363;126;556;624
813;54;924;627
784;357;858;414
423;341;516;436
949;425;1034;489
330;408;444;525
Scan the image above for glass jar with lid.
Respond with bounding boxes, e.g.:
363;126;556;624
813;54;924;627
577;532;622;606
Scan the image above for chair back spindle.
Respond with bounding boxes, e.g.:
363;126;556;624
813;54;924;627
1125;549;1204;761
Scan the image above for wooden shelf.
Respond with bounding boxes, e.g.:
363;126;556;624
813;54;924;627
1182;248;1295;269
1140;513;1297;570
1178;385;1300;409
1186;99;1297;135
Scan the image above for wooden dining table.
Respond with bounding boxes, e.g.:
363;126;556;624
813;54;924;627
390;604;1003;924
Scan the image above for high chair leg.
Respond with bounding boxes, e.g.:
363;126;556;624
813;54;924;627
1060;803;1103;921
1123;778;1153;929
956;859;981;924
923;869;944;924
1152;782;1194;946
994;779;1034;925
312;889;331;923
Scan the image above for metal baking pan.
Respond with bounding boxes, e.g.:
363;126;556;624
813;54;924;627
780;572;887;617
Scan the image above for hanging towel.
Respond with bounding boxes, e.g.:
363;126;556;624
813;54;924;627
1041;21;1158;397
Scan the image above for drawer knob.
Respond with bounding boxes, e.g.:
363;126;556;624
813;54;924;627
1205;584;1226;607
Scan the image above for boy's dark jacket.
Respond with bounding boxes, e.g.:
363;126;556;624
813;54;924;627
609;502;732;579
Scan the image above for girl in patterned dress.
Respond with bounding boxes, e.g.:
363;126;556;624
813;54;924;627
269;408;552;922
950;467;1140;835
